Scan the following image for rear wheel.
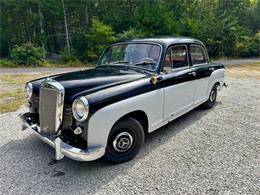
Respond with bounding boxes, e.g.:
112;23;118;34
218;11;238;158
202;84;218;108
105;117;144;163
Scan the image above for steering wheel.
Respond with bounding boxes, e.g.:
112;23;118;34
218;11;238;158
142;58;157;64
134;58;157;66
133;58;157;70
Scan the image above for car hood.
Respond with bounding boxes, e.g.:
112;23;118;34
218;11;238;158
31;66;150;103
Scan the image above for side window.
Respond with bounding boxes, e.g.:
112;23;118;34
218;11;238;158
190;45;207;65
164;49;172;69
163;45;188;72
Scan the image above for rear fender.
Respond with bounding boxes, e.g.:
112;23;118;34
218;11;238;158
207;68;225;96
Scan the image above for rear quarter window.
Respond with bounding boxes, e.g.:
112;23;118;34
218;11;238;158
190;45;207;65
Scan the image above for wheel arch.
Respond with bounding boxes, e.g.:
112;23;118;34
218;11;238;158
207;68;224;96
207;81;221;97
214;81;220;86
113;110;149;134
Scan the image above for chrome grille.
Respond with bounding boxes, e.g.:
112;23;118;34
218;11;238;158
39;79;65;135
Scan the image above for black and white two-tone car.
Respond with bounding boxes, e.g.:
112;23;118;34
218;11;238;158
20;37;226;163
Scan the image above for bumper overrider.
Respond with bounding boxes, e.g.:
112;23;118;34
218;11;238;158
19;113;105;161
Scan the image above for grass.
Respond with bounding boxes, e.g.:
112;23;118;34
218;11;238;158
0;73;49;113
0;74;48;84
0;89;25;113
226;62;260;80
237;62;260;67
0;59;95;68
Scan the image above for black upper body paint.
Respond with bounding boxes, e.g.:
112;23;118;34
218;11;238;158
27;37;224;147
30;65;151;103
29;37;224;119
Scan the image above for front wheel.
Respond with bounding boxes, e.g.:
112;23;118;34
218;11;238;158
104;117;144;163
202;84;218;108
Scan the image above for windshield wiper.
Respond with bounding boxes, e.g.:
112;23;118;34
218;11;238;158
111;60;129;64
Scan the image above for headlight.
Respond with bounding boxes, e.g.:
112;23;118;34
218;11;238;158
24;82;33;99
72;97;89;122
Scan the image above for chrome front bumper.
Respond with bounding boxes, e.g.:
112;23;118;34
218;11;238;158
19;113;105;162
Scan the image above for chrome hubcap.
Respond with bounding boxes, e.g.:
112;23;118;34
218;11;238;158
112;132;133;153
210;90;216;102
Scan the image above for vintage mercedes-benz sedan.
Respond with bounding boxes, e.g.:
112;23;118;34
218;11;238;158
20;37;227;163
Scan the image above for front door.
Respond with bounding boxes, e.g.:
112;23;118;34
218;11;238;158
161;45;197;121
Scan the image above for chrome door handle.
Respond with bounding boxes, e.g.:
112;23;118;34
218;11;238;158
209;67;215;71
188;72;197;76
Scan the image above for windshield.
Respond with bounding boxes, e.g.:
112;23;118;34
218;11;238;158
98;43;161;71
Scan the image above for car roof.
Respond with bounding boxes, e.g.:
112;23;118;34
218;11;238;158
129;37;204;46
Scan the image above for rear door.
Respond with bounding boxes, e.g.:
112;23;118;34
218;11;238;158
189;44;212;104
161;44;197;120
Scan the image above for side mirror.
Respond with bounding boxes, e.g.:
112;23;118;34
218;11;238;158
150;75;163;85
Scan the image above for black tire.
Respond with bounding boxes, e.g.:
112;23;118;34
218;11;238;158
104;117;144;163
202;84;218;108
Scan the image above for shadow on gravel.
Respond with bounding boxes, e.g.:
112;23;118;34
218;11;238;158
143;105;212;152
0;105;213;194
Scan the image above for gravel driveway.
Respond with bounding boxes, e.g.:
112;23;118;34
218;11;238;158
0;76;259;195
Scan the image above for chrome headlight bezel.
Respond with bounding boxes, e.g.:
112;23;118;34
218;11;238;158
72;96;89;122
24;82;33;99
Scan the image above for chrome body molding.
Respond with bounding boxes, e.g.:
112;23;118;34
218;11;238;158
19;113;105;161
39;78;65;134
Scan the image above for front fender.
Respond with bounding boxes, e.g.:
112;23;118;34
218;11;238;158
87;89;164;148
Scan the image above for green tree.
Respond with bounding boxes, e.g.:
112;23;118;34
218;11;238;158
0;0;259;61
10;42;46;65
84;18;116;62
117;27;146;41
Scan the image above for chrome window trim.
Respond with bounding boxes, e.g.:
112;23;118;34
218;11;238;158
162;44;190;72
190;44;209;66
97;42;163;72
